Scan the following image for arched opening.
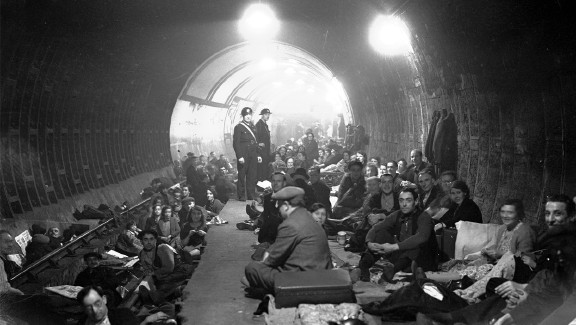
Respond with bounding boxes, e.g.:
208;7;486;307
169;41;354;161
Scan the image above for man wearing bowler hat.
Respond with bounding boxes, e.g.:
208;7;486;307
243;187;332;294
233;107;262;201
256;108;272;181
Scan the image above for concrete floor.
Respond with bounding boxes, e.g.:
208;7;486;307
179;200;264;325
178;200;404;325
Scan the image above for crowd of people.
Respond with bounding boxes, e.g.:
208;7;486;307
0;157;235;324
1;106;576;324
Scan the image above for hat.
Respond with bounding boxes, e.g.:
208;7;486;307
240;107;253;116
347;160;364;170
290;167;309;180
182;197;195;204
259;108;272;115
272;186;305;201
366;176;380;183
187;153;198;159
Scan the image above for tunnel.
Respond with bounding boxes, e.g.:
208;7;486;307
1;1;576;321
2;0;575;233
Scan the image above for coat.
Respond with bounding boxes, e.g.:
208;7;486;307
425;110;441;164
256;119;271;180
233;121;259;160
439;197;483;228
264;207;332;271
433;112;458;172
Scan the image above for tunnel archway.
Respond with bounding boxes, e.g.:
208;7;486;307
169;41;354;161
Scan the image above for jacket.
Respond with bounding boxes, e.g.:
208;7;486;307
264;207;332;271
433;112;458;171
233;121;259;160
439;197;483;228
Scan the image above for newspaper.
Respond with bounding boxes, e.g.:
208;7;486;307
257;180;272;190
45;285;84;299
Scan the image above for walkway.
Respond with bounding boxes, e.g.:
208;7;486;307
179;199;388;325
180;200;263;325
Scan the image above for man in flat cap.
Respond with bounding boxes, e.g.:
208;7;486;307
233;107;262;201
244;187;332;294
256;108;272;181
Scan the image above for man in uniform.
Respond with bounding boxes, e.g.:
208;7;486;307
233;107;262;201
243;187;332;294
256;108;272;181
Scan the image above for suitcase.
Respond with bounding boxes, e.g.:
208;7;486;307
274;269;355;308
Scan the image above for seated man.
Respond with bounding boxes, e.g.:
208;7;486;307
244;187;333;294
77;285;174;325
323;175;382;235
367;173;400;216
309;167;332;214
332;161;366;219
416;168;442;210
359;188;438;282
74;252;122;307
289;168;317;209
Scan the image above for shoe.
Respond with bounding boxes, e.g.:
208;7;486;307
236;221;255;231
253;295;270;315
246;205;260;219
379;264;396;283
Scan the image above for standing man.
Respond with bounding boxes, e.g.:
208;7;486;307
233;107;262;201
256;108;272;181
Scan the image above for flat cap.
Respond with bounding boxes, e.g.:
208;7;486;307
271;186;305;201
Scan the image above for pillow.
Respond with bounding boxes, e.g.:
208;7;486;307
454;221;504;260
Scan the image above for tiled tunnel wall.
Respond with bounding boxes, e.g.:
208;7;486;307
358;1;576;225
0;27;178;230
1;0;575;231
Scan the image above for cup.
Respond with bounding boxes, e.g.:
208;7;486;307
337;231;347;245
369;267;383;284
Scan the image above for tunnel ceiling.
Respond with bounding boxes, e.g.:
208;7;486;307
1;0;575;225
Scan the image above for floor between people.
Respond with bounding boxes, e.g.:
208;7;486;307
178;199;406;325
179;200;263;325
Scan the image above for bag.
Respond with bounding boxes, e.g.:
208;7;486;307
361;279;468;322
274;269;355;308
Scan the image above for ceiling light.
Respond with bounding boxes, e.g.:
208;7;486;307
238;4;280;41
368;15;412;55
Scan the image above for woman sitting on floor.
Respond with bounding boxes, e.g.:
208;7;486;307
179;205;208;262
156;206;181;247
434;180;483;230
453;199;537;303
205;188;228;225
142;203;163;231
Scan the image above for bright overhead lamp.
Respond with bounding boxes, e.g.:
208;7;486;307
238;4;280;41
368;15;412;55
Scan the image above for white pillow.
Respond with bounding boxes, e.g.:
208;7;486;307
454;221;504;260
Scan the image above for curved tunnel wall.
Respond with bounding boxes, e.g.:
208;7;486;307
1;0;575;232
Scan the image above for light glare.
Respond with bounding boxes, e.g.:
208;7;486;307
368;15;412;55
238;4;280;41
